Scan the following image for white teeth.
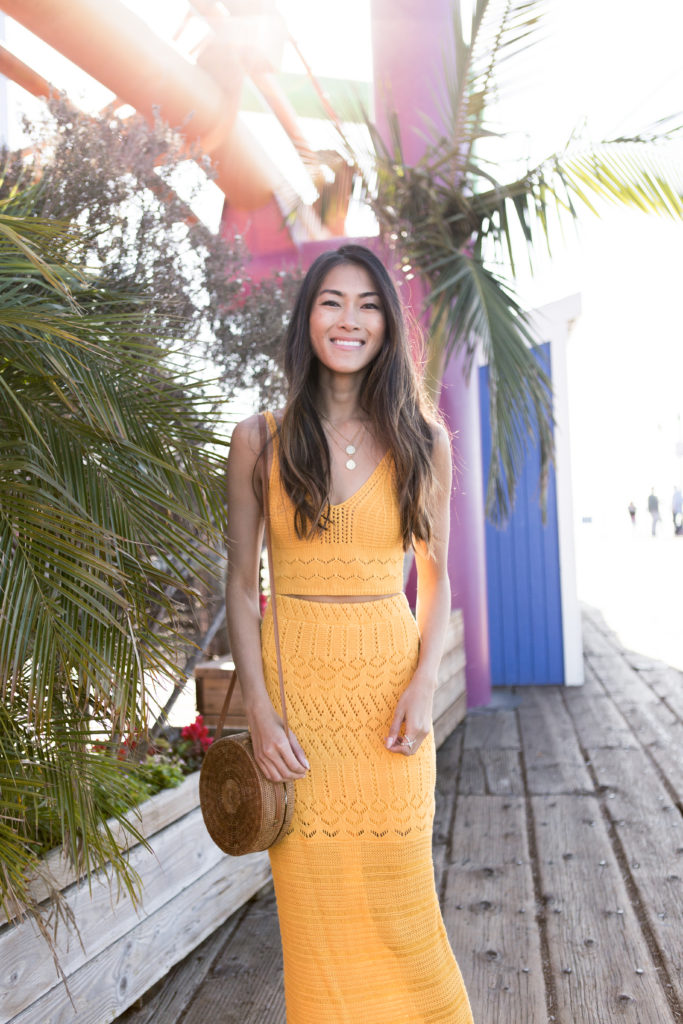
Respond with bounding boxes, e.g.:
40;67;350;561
332;339;363;348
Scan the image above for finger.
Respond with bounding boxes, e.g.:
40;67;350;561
398;727;426;756
260;754;306;783
287;730;310;771
273;735;308;779
385;705;406;750
396;734;414;756
257;736;307;781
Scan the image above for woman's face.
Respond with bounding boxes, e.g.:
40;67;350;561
308;262;386;377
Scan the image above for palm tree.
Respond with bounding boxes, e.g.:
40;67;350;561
352;0;683;521
0;185;227;935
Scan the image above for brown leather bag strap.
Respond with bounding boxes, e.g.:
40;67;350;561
215;413;287;740
215;668;238;738
258;413;289;736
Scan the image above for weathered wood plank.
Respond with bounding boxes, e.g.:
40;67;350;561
588;747;683;1009
439;634;466;682
623;652;665;672
463;708;521;751
458;749;524;796
618;698;678;749
587;654;661;705
433;665;466;723
9;856;273;1024
581;605;622;642
0;810;256;1021
433;726;463;886
178;884;286;1024
637;665;683;723
562;693;639;750
434;690;467;750
581;618;621;658
531;794;676;1024
575;655;608;695
434;728;463;839
618;701;683;805
517;689;593;795
114;918;238;1024
443;795;547;1023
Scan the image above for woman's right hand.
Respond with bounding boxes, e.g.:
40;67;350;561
247;703;309;782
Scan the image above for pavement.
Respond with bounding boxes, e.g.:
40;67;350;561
576;512;683;672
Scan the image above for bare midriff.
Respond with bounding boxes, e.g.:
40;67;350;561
282;593;401;604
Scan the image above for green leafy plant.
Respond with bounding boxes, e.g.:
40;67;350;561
0;187;227;931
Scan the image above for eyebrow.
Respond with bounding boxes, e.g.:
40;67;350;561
318;289;380;298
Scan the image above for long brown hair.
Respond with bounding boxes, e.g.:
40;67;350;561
277;244;441;550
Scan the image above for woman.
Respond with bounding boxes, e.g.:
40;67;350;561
225;244;473;1023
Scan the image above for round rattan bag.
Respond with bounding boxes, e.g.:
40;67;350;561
199;731;295;856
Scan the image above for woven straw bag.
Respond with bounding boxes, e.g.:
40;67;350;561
199;673;294;855
199;414;294;856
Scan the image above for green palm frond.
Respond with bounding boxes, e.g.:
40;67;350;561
472;131;683;274
432;254;553;518
444;0;546;180
0;192;228;930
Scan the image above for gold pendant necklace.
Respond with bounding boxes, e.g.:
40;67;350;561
322;416;367;470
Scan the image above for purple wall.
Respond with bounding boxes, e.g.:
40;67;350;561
372;0;491;706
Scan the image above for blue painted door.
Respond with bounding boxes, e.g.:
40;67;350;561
479;344;564;684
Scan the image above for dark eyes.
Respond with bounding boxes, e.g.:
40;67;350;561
320;299;381;311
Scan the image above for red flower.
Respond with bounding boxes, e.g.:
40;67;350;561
182;714;213;751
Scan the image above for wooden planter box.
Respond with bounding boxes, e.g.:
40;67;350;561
0;776;271;1024
0;611;465;1024
194;657;246;730
433;609;467;745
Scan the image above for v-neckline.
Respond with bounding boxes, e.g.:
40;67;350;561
328;451;389;509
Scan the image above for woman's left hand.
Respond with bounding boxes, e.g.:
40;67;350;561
385;673;436;756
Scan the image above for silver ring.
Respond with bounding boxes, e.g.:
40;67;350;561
403;736;415;749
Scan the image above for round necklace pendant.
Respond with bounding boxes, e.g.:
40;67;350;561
345;444;356;456
345;458;357;470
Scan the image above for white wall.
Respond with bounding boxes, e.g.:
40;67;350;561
531;294;584;685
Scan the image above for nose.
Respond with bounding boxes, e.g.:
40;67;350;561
337;303;359;330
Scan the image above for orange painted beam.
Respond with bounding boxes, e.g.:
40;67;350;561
0;42;53;99
0;0;286;211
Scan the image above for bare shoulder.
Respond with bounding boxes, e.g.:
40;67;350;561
228;409;286;479
430;419;451;452
430;420;452;463
226;415;265;510
429;420;453;489
230;414;263;461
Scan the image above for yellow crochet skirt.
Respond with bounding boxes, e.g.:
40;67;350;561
261;594;473;1024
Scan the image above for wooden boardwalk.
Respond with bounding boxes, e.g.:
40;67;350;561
118;607;683;1024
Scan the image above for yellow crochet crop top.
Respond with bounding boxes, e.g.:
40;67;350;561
264;412;405;596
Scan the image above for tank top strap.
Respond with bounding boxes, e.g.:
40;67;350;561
263;409;279;442
262;410;281;495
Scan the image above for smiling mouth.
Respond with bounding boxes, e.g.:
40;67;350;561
331;338;364;348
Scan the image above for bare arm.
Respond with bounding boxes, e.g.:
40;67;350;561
386;423;453;754
225;415;308;781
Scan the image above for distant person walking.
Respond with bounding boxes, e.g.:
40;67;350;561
628;501;636;526
672;486;683;535
648;488;660;536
